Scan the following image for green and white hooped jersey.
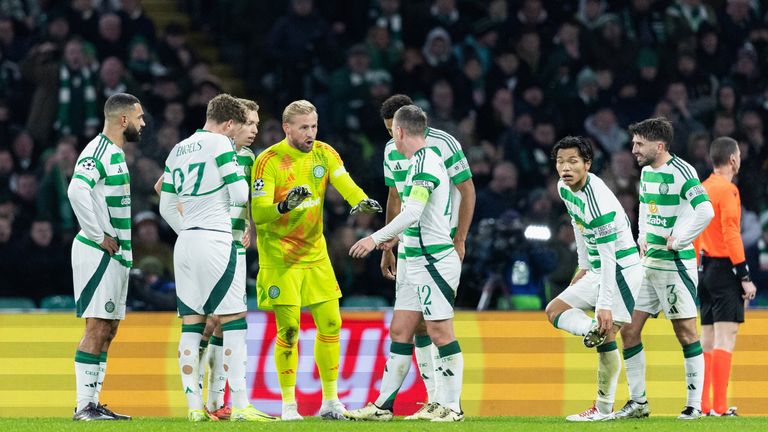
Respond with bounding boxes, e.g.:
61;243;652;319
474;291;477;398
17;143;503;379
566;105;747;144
558;174;639;269
72;133;132;268
639;155;710;270
230;146;255;251
162;129;242;233
383;127;471;258
402;147;454;261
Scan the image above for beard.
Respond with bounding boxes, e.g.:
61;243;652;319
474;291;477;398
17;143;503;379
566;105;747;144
124;124;141;142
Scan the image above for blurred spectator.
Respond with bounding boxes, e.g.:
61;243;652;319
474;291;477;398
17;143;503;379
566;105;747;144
601;149;640;196
129;256;176;311
36;137;78;240
0;16;28;62
696;23;731;79
729;46;763;99
584;106;629;154
663;81;706;155
577;0;606;31
588;14;638;78
686;131;711;179
0;45;22;105
156;22;195;78
68;0;100;43
718;0;758;55
665;0;717;46
11;129;36;171
95;13;126;61
740;110;765;154
266;0;335;105
13;219;71;303
421;26;460;81
369;0;404;49
365;24;401;71
0;215;16;287
11;171;36;232
97;56;142;105
118;0;157;48
0;147;13;194
427;79;461;138
474;161;525;226
546;216;578;299
131;210;173;276
620;0;667;48
423;0;468;45
674;50;715;116
329;44;378;133
713;111;737;138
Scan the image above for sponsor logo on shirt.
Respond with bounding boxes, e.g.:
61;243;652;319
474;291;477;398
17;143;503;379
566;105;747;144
647;214;669;227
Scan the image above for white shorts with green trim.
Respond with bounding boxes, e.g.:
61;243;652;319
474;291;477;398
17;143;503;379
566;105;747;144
393;255;420;312
72;239;129;320
404;250;461;321
174;230;246;316
635;263;698;319
556;263;643;324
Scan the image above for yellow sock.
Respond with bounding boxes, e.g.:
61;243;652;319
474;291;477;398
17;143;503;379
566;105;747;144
274;336;297;404
316;332;340;400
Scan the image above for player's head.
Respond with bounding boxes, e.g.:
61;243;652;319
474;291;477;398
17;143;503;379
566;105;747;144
380;94;413;136
392;105;427;154
629;117;673;167
552;136;593;190
233;98;260;150
710;136;741;174
104;93;144;142
206;93;248;138
282;100;318;153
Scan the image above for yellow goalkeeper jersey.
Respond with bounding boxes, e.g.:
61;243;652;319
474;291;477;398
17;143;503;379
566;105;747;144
251;138;368;268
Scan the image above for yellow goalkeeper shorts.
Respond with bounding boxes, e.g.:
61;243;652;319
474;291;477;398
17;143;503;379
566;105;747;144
256;259;341;309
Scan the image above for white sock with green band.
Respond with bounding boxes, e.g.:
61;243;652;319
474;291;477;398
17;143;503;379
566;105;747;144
74;350;101;411
435;340;463;413
623;343;647;403
374;342;413;411
414;335;436;403
596;341;620;414
553;308;593;336
683;341;704;410
179;323;205;410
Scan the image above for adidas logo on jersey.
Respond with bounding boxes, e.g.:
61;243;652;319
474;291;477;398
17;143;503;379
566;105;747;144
394;162;403;170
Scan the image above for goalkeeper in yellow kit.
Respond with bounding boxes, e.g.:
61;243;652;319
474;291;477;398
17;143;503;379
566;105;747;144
251;100;381;421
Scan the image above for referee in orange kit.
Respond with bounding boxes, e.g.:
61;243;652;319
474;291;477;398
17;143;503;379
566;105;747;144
696;137;757;416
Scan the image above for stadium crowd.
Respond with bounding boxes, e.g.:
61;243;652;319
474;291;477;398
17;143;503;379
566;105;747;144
1;0;768;309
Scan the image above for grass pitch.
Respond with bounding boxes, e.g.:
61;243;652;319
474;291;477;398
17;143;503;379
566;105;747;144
2;416;768;431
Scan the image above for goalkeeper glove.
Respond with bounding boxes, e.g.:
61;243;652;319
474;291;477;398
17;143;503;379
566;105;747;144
278;186;312;213
350;198;383;215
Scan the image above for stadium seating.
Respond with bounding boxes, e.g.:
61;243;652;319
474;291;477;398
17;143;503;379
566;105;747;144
0;297;37;310
40;295;76;310
342;295;389;309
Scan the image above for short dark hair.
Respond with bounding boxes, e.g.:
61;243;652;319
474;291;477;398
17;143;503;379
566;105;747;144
710;136;738;167
380;94;413;120
104;93;140;119
551;136;593;162
393;105;427;136
628;117;674;150
206;93;247;124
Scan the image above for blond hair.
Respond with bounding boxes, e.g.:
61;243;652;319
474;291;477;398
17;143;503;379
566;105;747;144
282;100;316;123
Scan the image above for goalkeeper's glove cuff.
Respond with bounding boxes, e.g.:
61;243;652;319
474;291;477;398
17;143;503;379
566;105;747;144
277;201;289;214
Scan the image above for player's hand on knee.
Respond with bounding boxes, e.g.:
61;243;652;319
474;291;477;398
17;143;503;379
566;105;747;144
100;236;119;255
350;198;383;215
279;186;312;213
596;309;613;334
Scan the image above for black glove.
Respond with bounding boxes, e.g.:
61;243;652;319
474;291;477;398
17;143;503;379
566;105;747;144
277;186;312;213
350;198;383;215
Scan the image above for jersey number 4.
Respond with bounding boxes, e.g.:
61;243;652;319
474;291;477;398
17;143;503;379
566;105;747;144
172;162;206;196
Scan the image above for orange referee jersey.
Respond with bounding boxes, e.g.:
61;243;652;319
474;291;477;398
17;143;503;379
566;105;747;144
696;173;745;265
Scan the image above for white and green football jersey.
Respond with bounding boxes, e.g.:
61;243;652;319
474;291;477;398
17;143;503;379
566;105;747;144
558;173;639;309
639;155;710;270
70;133;132;268
230;146;255;252
383;127;471;258
162;129;246;232
401;147;454;260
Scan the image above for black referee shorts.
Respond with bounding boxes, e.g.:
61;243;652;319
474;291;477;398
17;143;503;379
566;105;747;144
699;257;745;325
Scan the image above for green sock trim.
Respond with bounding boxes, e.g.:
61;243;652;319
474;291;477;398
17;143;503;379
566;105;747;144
623;343;644;360
683;341;703;358
199;339;209;349
221;317;248;331
75;350;101;365
181;323;206;334
210;335;224;346
415;335;432;348
378;391;398;411
99;352;107;362
597;341;618;353
553;311;564;328
390;341;414;356
437;340;461;358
